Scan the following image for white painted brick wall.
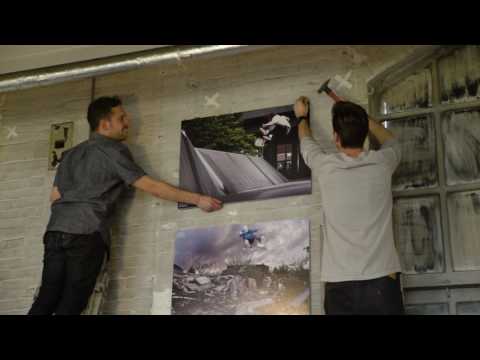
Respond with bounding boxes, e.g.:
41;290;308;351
0;45;422;315
0;79;92;314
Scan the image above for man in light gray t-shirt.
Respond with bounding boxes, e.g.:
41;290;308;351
294;96;404;315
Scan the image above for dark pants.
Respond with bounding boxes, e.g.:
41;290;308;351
28;231;106;315
325;274;405;315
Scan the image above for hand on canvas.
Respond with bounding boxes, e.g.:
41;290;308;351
197;195;223;212
294;96;310;119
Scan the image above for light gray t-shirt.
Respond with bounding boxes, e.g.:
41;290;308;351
301;136;403;282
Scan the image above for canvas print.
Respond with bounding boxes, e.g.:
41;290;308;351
48;122;74;170
171;219;311;315
178;105;312;208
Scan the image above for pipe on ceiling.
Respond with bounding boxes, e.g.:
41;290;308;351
0;45;272;93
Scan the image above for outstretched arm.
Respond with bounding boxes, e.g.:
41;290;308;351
132;176;223;213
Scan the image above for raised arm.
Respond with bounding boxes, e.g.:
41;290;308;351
295;96;312;141
369;116;395;146
132;175;222;213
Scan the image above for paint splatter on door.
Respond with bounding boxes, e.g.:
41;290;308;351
385;115;437;191
439;46;480;104
443;109;480;185
380;67;433;115
393;196;444;274
448;191;480;271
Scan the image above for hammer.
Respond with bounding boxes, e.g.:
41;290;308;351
318;79;345;103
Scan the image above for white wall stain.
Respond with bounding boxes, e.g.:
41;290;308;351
151;288;172;315
161;223;177;231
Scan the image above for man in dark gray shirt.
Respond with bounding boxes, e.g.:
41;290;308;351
28;96;222;315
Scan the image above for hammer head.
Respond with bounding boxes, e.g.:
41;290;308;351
318;79;332;94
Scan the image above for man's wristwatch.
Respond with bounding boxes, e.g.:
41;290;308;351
298;116;308;122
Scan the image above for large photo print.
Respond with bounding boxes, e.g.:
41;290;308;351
171;219;311;315
178;105;312;208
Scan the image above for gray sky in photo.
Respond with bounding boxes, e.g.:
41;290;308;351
174;219;310;272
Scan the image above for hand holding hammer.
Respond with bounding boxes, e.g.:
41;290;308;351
293;79;346;133
318;79;345;103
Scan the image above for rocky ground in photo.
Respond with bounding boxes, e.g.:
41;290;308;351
171;265;309;315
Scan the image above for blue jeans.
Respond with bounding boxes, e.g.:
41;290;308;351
28;231;106;315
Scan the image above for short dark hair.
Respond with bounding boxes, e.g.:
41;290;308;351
87;96;122;132
332;101;369;149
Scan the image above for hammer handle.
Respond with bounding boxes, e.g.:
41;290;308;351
326;89;344;103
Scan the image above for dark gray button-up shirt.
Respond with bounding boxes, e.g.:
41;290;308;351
46;133;147;247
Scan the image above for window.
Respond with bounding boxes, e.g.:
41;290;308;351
403;286;480;315
276;144;293;172
405;303;449;315
369;46;480;310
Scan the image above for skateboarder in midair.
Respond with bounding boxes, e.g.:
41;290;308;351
240;226;265;249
